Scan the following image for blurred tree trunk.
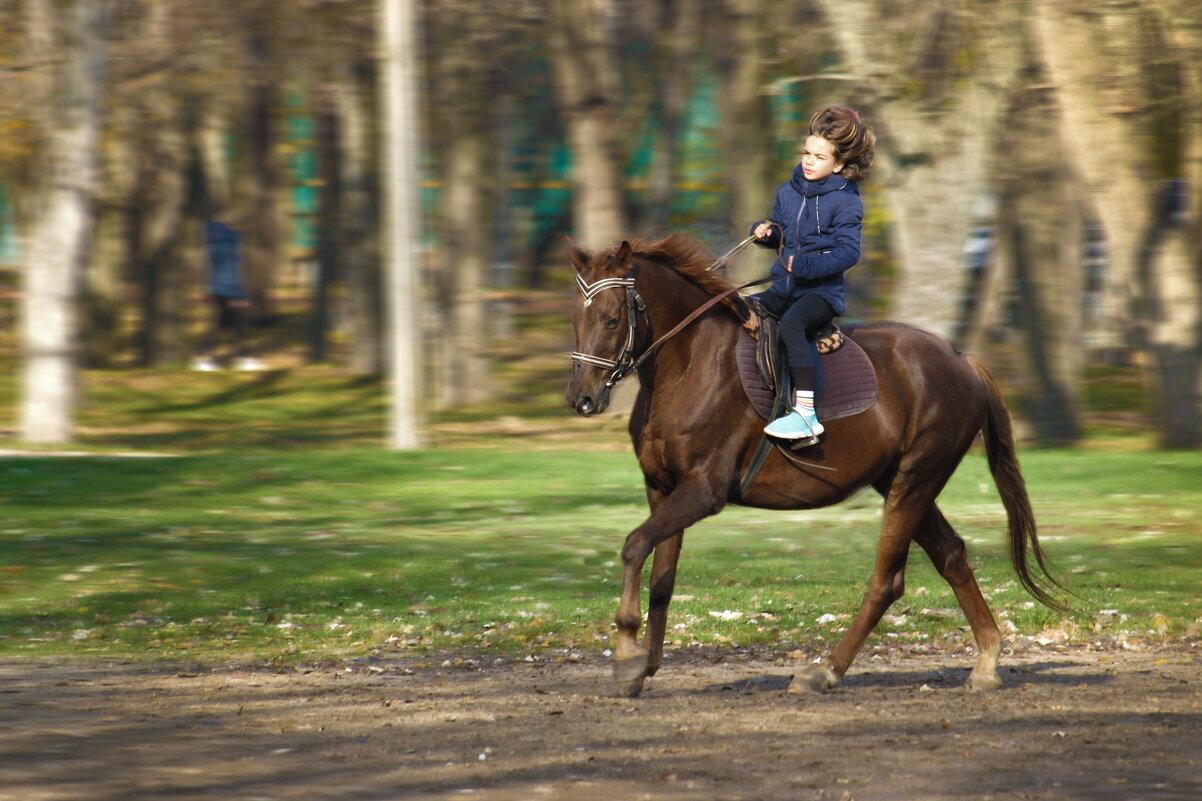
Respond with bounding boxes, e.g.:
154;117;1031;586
311;86;341;363
435;133;492;407
236;25;283;324
712;0;774;278
129;1;190;367
18;0;108;443
1144;3;1202;447
432;2;495;408
85;100;135;368
197;106;233;215
84;200;125;367
644;0;698;231
995;58;1083;443
1148;195;1202;447
813;0;1026;339
1032;0;1202;445
1028;1;1157;357
338;64;383;375
379;0;424;448
548;0;626;250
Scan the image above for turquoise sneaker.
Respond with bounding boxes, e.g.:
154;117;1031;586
764;408;824;442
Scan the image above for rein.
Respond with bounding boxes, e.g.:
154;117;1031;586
624;275;771;375
707;234;757;271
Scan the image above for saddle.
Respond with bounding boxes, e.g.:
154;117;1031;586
735;306;878;424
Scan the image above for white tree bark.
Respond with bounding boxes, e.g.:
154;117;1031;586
378;0;424;448
18;0;107;444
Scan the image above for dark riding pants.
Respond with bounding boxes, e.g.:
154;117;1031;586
780;293;835;394
780;294;836;366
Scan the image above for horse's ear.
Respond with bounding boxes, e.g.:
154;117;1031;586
564;235;589;271
616;240;633;270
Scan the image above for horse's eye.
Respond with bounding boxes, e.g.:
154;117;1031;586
605;317;620;329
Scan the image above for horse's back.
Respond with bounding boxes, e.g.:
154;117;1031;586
845;321;989;447
848;322;980;384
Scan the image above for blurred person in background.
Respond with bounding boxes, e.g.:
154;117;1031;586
192;209;260;371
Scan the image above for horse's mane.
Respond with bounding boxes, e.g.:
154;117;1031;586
594;233;743;309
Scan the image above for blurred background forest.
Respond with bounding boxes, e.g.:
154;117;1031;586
2;0;1201;448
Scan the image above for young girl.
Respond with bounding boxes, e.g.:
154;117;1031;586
751;106;875;443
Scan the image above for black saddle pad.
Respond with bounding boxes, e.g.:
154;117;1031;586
736;329;878;422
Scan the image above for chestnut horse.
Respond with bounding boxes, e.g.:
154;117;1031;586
564;234;1063;697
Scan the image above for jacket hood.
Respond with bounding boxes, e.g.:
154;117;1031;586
789;164;858;198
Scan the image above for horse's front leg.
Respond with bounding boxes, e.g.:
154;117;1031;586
613;482;720;697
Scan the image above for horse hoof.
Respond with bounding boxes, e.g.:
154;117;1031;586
787;665;837;695
612;652;651;698
967;669;1002;692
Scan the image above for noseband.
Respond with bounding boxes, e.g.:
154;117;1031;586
571;272;648;389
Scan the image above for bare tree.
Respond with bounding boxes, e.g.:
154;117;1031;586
1142;1;1202;447
710;0;777;276
993;71;1084;443
629;0;701;232
429;0;502;407
235;22;285;325
811;0;1027;339
337;62;384;375
547;0;626;250
127;0;193;367
379;0;424;448
1030;0;1202;445
18;0;109;443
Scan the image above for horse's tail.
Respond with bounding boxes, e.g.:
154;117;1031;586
966;355;1069;612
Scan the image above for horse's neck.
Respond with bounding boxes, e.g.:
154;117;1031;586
639;264;739;362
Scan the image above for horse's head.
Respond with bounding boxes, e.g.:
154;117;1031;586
564;237;640;417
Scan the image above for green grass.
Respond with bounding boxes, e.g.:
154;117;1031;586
1;361;1199;666
3;440;1200;667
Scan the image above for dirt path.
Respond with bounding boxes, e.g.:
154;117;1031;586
1;644;1199;801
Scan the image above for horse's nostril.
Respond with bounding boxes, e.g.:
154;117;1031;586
577;398;595;416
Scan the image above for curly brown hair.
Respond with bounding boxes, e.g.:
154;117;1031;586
808;106;875;182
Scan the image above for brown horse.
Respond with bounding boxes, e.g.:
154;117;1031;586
564;234;1064;698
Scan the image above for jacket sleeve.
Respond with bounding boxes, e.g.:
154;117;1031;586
749;187;786;250
792;194;862;280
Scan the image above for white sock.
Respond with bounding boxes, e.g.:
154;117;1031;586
794;390;815;413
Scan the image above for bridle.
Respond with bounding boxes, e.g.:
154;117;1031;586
570;252;772;390
570;272;648;390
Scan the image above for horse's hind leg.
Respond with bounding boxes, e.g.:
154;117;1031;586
913;505;1003;691
790;500;918;694
642;532;683;677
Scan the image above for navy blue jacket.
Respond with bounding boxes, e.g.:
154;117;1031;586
205;221;246;299
750;165;863;315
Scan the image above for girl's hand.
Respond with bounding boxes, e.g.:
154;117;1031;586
753;222;772;240
786;254;794;273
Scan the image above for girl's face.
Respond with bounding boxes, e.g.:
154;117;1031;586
800;135;844;182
